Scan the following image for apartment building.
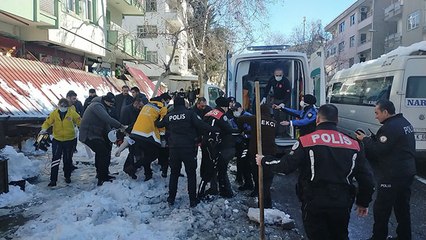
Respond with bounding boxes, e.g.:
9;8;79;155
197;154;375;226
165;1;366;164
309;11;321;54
123;0;197;90
325;0;426;80
0;0;144;73
324;0;388;79
384;0;426;52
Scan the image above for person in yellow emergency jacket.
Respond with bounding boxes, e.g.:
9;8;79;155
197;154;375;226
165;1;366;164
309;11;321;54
130;93;171;181
40;98;81;187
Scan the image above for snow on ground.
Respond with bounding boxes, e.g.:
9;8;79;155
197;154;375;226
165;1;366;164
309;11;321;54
1;141;301;240
0;145;41;182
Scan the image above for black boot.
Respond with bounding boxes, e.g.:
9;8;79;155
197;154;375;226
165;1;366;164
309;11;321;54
48;181;56;187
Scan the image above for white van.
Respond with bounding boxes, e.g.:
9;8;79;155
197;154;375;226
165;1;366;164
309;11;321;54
327;42;426;158
227;45;315;148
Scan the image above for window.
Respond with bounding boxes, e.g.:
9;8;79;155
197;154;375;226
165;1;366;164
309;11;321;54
339;21;345;33
406;76;426;98
137;25;158;38
349;58;355;67
360;33;367;45
330;77;393;106
146;0;157;12
79;0;94;21
67;0;76;12
173;55;179;65
407;11;420;30
146;51;158;63
338;41;345;52
350;35;355;47
350;14;356;26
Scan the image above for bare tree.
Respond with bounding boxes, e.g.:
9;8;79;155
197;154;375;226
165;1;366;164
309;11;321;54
287;19;328;57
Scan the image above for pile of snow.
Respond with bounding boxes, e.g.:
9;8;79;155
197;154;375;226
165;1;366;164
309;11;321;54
247;208;294;229
0;146;41;181
1;142;301;239
0;184;37;208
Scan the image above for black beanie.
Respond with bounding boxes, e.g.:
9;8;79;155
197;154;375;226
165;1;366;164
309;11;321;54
215;97;230;108
103;92;115;104
303;94;316;105
174;96;185;106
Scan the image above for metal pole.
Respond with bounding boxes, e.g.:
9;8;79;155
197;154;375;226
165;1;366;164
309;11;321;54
255;81;265;240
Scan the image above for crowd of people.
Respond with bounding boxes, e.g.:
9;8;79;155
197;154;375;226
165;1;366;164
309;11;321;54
39;76;416;239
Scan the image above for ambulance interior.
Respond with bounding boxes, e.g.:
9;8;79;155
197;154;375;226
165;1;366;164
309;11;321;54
236;58;306;139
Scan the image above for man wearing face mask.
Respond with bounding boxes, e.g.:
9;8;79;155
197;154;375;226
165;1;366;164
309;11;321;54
40;98;81;187
261;68;291;135
274;94;318;136
79;92;127;186
131;93;171;181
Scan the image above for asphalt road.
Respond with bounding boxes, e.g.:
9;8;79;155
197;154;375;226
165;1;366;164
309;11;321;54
271;172;426;240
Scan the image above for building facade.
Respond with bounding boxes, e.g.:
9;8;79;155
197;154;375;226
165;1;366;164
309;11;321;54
325;0;426;80
123;0;197;90
0;0;144;73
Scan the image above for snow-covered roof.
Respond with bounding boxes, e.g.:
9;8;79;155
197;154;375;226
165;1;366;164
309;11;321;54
332;41;426;81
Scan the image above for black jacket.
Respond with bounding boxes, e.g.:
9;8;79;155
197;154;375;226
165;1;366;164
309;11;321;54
157;105;218;148
115;93;133;119
238;104;277;156
119;104;140;131
263;122;375;208
263;76;291;102
192;105;212;119
83;95;97;113
362;113;416;182
203;107;235;149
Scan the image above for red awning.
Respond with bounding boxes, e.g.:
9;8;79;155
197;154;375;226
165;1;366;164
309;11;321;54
0;55;120;118
125;65;162;98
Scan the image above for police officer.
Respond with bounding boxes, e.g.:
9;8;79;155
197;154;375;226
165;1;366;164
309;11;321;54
203;97;236;198
257;104;375;239
157;96;218;207
356;99;416;240
274;94;318;136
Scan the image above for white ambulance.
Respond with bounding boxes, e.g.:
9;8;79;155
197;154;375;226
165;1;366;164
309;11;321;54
327;41;426;158
227;45;318;148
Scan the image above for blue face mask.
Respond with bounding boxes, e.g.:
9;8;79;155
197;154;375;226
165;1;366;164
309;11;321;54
59;107;68;112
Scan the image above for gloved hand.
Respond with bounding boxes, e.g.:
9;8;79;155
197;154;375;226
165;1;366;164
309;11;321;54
260;97;266;104
278;103;285;109
39;129;47;135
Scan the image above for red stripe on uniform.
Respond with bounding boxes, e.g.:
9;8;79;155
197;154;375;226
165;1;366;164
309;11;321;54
205;109;224;120
300;130;360;151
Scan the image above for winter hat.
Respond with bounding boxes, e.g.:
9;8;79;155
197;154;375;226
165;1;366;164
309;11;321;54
227;96;236;102
174;96;185;106
103;92;115;104
215;97;230;108
231;102;242;111
303;94;317;105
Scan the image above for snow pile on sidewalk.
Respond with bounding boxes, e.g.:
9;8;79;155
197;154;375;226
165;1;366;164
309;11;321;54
0;146;41;181
0;184;38;208
1;142;300;240
248;208;295;229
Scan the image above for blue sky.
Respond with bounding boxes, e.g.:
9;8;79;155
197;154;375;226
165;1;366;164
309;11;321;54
257;0;356;43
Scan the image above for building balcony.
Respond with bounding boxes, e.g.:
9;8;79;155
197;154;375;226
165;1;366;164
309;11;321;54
384;0;403;22
357;38;372;53
384;32;402;52
358;11;373;31
0;0;58;27
106;0;144;16
107;22;144;60
164;10;184;28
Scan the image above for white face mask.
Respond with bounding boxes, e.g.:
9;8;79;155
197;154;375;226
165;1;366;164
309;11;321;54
300;100;308;108
275;76;283;81
59;107;68;113
233;111;241;118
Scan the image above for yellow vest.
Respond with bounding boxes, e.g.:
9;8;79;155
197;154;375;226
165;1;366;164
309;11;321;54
131;100;167;144
41;108;81;141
